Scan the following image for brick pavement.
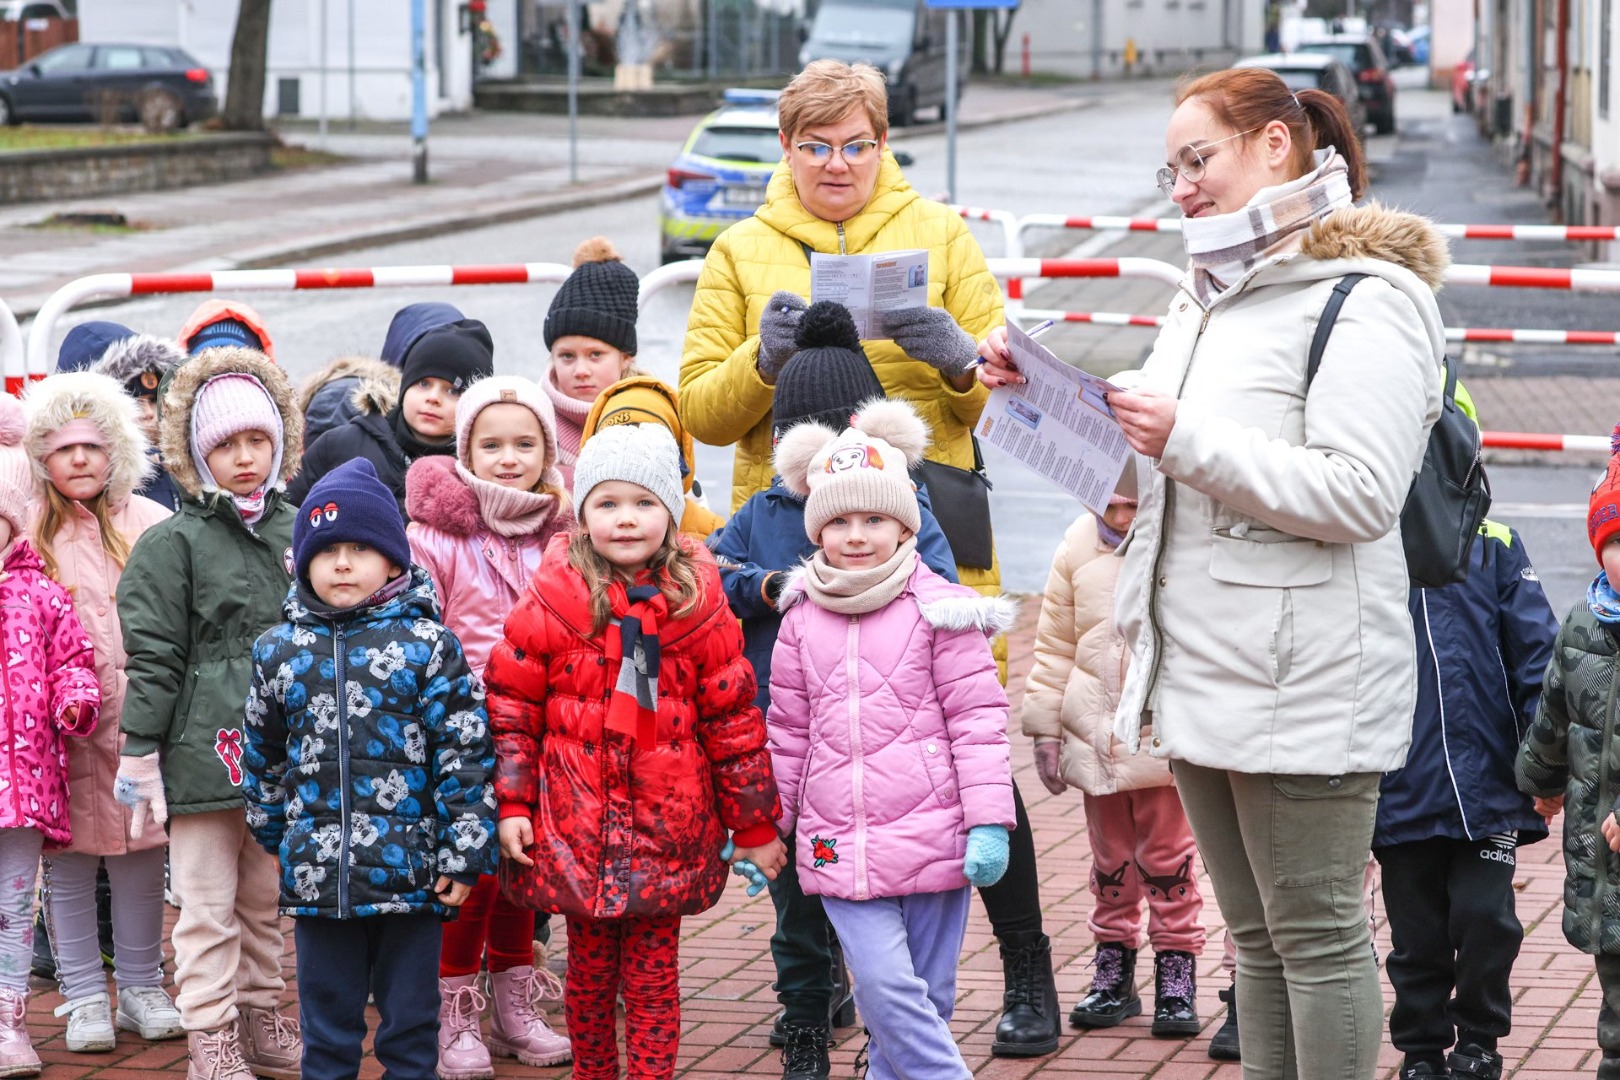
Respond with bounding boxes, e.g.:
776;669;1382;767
11;598;1602;1078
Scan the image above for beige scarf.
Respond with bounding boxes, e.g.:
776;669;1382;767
800;539;918;616
455;463;562;539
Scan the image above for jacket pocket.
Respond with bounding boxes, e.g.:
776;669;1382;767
1208;530;1333;588
918;734;958;807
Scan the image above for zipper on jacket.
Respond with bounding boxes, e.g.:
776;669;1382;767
332;626;352;915
0;603;15;822
836;222;846;256
845;615;868;900
1595;649;1620;949
1420;592;1474;838
1140;294;1212;717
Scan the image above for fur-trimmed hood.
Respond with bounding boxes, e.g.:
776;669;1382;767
24;372;154;506
297;355;400;416
159;348;304;498
88;334;186;391
405;455;482;536
350;372;399;418
1300;201;1450;291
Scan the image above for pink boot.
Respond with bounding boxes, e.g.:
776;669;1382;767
437;975;494;1080
0;989;39;1078
487;966;572;1067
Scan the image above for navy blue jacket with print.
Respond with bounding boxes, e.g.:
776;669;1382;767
712;475;958;713
242;567;496;918
1374;522;1557;849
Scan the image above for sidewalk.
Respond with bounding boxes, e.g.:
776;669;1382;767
0;79;1096;323
12;599;1600;1078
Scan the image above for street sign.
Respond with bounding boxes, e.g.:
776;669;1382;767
924;0;1017;8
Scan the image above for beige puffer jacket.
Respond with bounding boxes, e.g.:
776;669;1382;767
1022;514;1171;796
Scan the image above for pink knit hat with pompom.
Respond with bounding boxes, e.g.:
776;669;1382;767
0;395;35;538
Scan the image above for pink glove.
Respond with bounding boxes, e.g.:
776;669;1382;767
1032;738;1066;796
113;753;167;840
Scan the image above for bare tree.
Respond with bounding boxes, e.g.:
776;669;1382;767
222;0;273;130
971;8;1017;75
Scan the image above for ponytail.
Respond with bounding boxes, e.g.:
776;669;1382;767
1175;69;1368;199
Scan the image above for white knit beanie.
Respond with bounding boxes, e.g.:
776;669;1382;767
571;422;684;525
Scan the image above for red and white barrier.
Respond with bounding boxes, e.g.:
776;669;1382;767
1014;308;1168;328
637;260;705;308
25;263;576;375
1019;213;1183;235
985;257;1184;296
1445;264;1620;292
949;205;1022;258
1449;328;1620;344
1438;224;1620;242
0;302;23;393
1481;431;1611;452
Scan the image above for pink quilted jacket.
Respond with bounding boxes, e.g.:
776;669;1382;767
0;540;100;845
405;455;574;676
768;560;1016;901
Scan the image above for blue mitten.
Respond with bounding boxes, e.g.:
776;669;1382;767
719;839;771;896
963;824;1010;887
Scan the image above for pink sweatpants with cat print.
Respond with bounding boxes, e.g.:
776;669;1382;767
1084;788;1205;953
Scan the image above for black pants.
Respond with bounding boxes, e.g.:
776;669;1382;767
1375;835;1523;1058
294;912;442;1080
770;780;1042;1023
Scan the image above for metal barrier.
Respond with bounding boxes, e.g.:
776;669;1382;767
637;260;705;308
1482;431;1610;452
1446;265;1620;292
950;205;1022;258
0;301;23;394
1009;213;1620;245
24;263;576;375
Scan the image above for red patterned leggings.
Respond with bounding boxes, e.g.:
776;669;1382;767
564;914;683;1080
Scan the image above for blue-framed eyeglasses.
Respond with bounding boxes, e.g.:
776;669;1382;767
793;139;882;164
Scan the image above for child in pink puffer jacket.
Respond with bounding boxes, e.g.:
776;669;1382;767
767;399;1015;1080
0;393;100;1076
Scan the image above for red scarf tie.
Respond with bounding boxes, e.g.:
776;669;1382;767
603;580;669;751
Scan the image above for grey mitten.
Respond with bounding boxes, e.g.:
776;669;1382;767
881;307;979;373
756;291;809;379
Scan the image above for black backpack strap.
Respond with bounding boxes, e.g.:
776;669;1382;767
1305;273;1372;388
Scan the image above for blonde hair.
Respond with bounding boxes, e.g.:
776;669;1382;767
778;60;889;142
34;483;131;586
567;524;703;637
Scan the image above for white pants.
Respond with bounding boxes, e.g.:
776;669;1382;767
43;847;168;1002
0;828;43;993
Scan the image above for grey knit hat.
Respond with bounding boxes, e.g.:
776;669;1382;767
571;422;684;525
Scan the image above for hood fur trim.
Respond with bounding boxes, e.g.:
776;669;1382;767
404;455;482;536
351;372;399;418
24;372;153;505
90;334;186;388
298;356;400;415
919;594;1019;636
159;347;303;497
1301;202;1450;291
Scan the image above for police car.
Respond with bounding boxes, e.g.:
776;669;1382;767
659;88;783;264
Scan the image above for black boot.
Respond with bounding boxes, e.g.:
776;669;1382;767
1150;949;1199;1037
1600;1055;1620;1080
1446;1042;1502;1080
28;909;53;980
990;934;1060;1057
1207;982;1240;1060
1069;942;1141;1029
781;1022;831;1080
95;863;114;967
1398;1061;1448;1079
770;943;856;1048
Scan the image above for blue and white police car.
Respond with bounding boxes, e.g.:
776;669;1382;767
659;88;783;264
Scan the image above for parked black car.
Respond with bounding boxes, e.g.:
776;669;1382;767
0;42;218;131
1296;35;1397;135
1234;52;1367;135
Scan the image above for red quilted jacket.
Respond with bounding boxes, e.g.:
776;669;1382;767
488;533;780;920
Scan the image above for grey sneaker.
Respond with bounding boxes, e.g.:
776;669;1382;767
117;985;185;1041
54;992;115;1053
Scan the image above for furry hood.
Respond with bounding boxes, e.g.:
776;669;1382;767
297;356;400;416
24;372;154;505
350;372;399;418
404;455;482;536
159;347;304;498
1301;202;1450;291
88;334;186;390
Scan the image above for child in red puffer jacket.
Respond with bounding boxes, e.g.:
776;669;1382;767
488;421;782;1080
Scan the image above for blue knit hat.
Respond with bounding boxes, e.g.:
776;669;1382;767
187;317;262;356
293;458;411;585
56;321;135;373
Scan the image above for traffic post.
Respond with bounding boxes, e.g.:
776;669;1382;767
924;0;1018;202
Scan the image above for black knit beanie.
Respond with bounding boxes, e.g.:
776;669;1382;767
401;319;495;394
772;302;887;437
543;237;639;356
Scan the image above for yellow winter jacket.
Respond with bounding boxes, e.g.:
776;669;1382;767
678;151;1007;637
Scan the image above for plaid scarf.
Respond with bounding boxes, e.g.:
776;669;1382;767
1183;148;1352;307
604;579;669;751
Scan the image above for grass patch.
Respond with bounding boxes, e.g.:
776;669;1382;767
0;126;200;152
270;142;350;169
26;211;155;235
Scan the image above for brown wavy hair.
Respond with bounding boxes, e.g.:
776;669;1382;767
34;483;132;587
1174;67;1368;199
567;523;704;637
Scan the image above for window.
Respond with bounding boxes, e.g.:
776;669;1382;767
32;44;91;72
95;47;146;70
142;48;179;69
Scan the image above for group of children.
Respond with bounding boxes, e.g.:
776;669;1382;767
0;224;1615;1080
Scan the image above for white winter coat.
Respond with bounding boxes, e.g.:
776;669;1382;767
1113;203;1449;776
1022;514;1172;796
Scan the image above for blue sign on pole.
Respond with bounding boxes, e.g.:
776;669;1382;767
924;0;1017;9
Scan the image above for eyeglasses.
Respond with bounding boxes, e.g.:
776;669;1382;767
1155;128;1257;198
793;139;882;165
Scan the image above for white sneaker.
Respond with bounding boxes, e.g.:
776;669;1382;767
55;992;115;1052
117;985;185;1041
